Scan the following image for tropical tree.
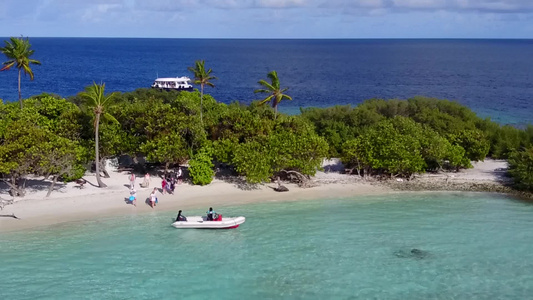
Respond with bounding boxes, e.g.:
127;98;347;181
0;37;41;108
508;147;533;192
254;70;292;119
188;146;215;185
79;82;117;188
188;60;216;124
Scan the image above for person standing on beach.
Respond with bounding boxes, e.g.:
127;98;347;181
150;188;158;208
142;173;151;188
177;167;183;184
129;172;136;189
161;177;167;194
129;188;137;207
169;176;176;194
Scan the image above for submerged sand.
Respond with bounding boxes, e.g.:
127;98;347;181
0;159;509;233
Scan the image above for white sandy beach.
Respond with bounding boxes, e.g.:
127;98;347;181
0;159;508;233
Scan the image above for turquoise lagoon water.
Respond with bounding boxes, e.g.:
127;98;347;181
1;192;532;299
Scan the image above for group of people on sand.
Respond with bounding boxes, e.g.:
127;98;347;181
126;168;183;208
161;167;183;195
175;207;217;222
128;186;160;208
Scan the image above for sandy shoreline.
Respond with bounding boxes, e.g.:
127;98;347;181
0;175;392;233
0;159;512;233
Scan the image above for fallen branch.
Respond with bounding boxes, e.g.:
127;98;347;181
0;197;14;210
0;213;20;219
0;178;25;197
278;170;313;188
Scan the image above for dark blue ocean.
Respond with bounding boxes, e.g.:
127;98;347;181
0;38;531;126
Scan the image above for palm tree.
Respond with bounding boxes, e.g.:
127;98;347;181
254;70;292;118
188;60;216;124
0;36;41;108
79;82;117;188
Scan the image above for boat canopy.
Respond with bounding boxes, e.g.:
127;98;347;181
154;76;191;83
152;76;193;89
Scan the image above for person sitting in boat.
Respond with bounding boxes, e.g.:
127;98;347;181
175;210;187;222
206;207;215;221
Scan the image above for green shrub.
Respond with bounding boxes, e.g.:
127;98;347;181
188;147;214;185
508;147;533;192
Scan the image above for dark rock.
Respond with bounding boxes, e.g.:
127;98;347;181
395;248;429;259
274;185;289;192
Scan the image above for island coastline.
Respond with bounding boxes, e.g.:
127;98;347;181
1;158;522;233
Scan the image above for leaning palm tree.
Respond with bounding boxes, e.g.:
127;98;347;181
254;70;292;119
79;82;117;188
0;36;41;108
188;60;216;124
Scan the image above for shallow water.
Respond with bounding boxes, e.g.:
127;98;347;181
1;192;532;299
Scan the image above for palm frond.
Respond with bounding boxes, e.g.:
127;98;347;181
254;88;271;94
28;59;41;65
102;112;119;124
267;71;280;89
282;94;293;101
256;79;275;91
0;61;15;71
258;95;274;105
22;64;34;80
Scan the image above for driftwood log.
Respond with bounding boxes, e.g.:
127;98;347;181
0;214;20;219
278;170;312;188
0;197;20;219
274;177;289;192
0;197;14;210
0;214;20;220
75;178;87;189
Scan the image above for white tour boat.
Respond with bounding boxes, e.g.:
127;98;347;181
151;76;194;91
171;215;246;229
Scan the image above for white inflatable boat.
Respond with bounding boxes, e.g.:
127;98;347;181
171;215;246;229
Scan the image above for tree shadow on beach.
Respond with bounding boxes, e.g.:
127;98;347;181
1;178;69;196
217;175;260;191
80;177;99;188
491;167;512;183
213;163;260;191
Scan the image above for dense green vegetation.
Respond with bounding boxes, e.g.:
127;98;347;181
301;97;532;184
1;88;532;196
2;36;529;195
508;147;533;192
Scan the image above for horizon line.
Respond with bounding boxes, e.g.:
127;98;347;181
1;36;532;40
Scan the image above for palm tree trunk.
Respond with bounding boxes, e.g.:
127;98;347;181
200;84;204;125
94;113;107;188
18;69;22;108
273;103;278;119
